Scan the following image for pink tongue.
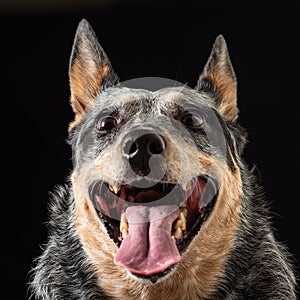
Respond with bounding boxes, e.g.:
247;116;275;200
114;205;180;276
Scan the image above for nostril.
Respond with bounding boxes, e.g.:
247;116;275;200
148;139;164;155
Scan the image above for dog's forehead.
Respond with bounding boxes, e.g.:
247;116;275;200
155;87;213;109
95;86;213;112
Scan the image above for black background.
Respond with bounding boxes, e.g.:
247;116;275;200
2;0;299;298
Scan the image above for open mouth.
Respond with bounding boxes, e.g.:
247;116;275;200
89;176;217;282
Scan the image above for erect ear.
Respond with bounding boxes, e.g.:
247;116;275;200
68;19;118;131
196;35;238;122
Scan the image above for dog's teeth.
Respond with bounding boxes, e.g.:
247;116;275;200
172;211;186;239
182;180;193;191
173;227;183;239
175;212;187;231
113;184;121;194
121;229;128;239
120;224;128;238
120;212;128;239
109;184;120;194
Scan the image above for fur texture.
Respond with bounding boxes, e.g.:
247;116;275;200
30;19;297;299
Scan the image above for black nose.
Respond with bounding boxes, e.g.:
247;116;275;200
122;129;166;176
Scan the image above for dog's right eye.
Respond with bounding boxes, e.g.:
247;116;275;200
181;113;205;129
96;116;118;132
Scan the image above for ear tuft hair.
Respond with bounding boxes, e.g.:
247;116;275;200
196;35;238;122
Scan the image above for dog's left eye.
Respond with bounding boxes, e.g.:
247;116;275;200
181;113;205;129
96;116;118;132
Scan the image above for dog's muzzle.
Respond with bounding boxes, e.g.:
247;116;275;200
88;128;218;282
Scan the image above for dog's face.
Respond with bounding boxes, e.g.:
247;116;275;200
68;20;246;288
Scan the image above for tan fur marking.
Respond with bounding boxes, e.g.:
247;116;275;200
68;113;84;132
118;94;135;105
161;91;183;103
206;71;238;121
201;36;238;122
68;62;110;132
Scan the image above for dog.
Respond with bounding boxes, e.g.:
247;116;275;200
30;19;297;299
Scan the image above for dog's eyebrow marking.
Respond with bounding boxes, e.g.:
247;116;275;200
117;94;136;105
160;91;183;103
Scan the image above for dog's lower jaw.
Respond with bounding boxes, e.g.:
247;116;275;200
71;162;243;299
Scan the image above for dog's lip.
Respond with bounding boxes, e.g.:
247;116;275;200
89;175;218;279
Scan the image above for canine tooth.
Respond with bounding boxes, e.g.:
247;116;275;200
109;184;120;194
172;212;186;239
174;212;186;231
120;221;128;232
173;227;183;239
179;212;187;230
120;212;128;239
174;219;182;231
181;181;188;191
122;229;128;239
182;180;193;191
120;223;128;239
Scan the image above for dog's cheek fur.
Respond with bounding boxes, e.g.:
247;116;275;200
178;160;243;298
72;173;153;299
72;174;129;294
227;122;248;156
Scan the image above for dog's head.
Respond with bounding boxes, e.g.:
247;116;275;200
68;19;246;285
